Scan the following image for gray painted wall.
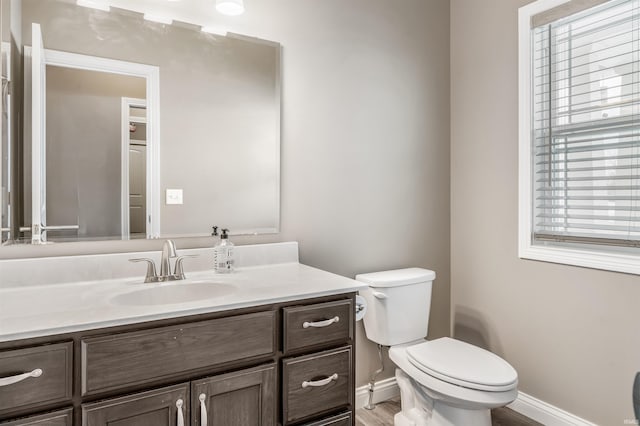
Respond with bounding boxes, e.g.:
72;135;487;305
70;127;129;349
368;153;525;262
451;0;639;424
1;0;451;389
45;66;145;239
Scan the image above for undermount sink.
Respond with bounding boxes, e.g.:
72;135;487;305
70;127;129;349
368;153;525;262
111;282;236;306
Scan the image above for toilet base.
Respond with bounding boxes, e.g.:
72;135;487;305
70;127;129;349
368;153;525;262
394;406;490;426
394;368;492;426
393;400;492;426
430;402;491;426
395;411;426;426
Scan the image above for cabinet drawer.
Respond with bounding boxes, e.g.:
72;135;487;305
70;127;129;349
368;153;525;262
0;342;73;415
0;408;72;426
282;346;353;424
283;300;353;354
81;310;276;395
302;411;352;426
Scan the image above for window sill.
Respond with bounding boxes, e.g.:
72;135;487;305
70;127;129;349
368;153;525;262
519;243;640;276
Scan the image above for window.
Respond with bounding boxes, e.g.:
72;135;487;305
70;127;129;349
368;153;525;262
519;0;640;275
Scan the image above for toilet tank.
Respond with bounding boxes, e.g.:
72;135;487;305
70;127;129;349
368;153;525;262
356;268;435;346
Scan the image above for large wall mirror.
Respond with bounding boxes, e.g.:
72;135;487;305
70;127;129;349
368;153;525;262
0;0;281;246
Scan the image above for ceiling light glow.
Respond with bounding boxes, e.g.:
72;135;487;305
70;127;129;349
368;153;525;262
215;0;245;16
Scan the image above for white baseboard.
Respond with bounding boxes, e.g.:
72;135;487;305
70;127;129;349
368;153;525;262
355;377;400;409
356;378;598;426
508;391;599;426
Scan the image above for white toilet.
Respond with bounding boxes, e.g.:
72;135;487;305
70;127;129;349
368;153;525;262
357;268;518;426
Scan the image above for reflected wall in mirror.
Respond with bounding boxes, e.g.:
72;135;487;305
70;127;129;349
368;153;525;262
43;64;148;241
0;0;281;246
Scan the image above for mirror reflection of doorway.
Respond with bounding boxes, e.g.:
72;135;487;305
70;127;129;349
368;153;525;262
127;104;147;239
27;22;159;243
41;66;147;242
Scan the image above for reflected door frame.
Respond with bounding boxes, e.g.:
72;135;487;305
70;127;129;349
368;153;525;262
0;40;11;241
121;97;148;239
24;47;161;240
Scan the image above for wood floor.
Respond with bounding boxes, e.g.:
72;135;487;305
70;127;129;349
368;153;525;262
355;398;543;426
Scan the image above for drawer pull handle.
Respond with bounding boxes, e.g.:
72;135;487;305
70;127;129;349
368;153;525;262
176;398;184;426
199;393;208;426
303;316;340;329
302;373;339;388
0;368;43;387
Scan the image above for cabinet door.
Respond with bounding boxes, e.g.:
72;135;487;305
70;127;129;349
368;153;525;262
82;383;189;426
191;363;276;426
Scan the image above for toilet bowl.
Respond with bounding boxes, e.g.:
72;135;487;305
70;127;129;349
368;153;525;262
356;268;518;426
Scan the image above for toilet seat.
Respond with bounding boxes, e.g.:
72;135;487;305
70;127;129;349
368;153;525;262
406;338;518;392
389;343;519;411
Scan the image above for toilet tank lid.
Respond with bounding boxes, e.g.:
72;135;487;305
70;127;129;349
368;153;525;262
355;268;436;287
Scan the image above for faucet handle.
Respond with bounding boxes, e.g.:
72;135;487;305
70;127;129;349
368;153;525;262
129;258;158;283
173;255;199;280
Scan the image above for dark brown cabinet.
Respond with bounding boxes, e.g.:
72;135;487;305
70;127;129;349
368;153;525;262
81;311;276;395
82;364;276;426
0;293;356;426
82;383;189;426
0;408;73;426
191;364;276;426
0;342;73;416
302;411;352;426
283;300;353;355
282;347;352;424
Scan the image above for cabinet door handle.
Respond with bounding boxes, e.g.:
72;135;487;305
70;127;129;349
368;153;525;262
0;368;42;387
176;398;184;426
199;393;207;426
302;373;339;388
302;316;339;329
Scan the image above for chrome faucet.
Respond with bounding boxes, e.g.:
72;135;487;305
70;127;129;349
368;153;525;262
129;240;198;283
160;240;177;278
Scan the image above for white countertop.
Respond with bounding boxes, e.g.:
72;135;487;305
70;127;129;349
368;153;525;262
0;262;367;343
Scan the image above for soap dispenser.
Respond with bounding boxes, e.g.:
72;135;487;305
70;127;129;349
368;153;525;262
213;228;234;273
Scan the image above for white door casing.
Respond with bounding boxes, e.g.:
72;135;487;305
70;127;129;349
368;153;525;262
31;23;46;244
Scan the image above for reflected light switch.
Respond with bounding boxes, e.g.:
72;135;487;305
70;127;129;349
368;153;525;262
166;189;183;205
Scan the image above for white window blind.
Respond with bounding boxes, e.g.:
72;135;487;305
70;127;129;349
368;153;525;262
532;0;640;248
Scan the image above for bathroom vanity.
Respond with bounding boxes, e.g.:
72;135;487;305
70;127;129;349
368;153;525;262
0;243;366;426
